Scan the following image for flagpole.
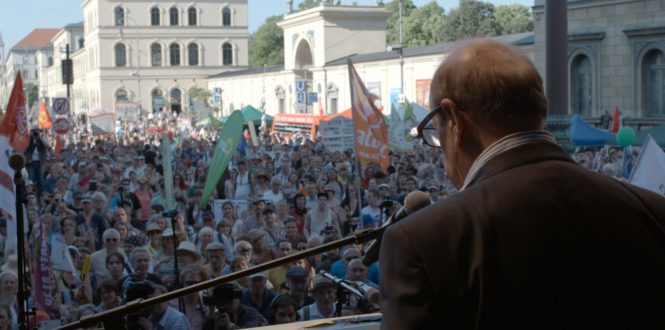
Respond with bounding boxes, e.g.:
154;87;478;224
347;60;365;227
9;154;27;330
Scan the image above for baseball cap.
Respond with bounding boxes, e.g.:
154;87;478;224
286;266;308;278
249;271;268;280
311;275;334;292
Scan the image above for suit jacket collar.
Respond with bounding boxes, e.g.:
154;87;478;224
466;142;576;189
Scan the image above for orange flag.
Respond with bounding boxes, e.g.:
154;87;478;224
347;59;389;171
38;101;52;129
0;72;30;152
54;135;64;155
611;107;621;133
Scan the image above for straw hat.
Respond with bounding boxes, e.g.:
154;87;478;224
1;254;18;273
176;241;200;260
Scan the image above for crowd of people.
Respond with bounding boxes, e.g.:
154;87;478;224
0;108;641;329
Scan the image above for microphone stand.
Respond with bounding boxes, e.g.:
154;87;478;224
320;271;367;317
10;154;27;330
54;227;383;330
165;213;184;314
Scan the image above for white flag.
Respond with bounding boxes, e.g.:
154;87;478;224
629;135;665;197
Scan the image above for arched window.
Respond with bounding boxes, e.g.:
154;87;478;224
150;7;160;26
171;89;182;114
116;89;129;102
642;49;665;117
170;44;181;66
151;43;162;67
115;43;127;67
222;43;233;65
188;43;199;66
169;7;179;26
152;89;165;113
114;6;124;26
188;7;197;26
222;7;231;26
571;54;592;115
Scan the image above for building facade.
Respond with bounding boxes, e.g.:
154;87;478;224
42;0;249;119
0;29;59;109
533;0;665;126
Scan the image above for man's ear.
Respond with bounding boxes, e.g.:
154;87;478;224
440;98;465;145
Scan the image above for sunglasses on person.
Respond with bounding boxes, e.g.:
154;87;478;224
415;105;444;148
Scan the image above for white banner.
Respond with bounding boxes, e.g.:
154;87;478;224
115;102;139;121
90;113;115;135
50;234;76;273
319;117;355;152
630;135;665;197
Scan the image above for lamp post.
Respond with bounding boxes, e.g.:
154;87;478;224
387;44;404;99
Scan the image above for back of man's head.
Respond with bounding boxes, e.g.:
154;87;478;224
430;39;547;135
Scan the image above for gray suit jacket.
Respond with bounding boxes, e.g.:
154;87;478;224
380;142;665;329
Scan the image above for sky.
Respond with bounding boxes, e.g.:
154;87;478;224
0;0;532;53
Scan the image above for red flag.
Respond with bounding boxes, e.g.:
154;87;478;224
38;100;52;129
0;73;30;152
611;107;621;133
348;59;389;171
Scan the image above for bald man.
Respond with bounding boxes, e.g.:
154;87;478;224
379;39;665;329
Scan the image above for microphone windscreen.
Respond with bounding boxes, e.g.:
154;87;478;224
9;154;25;171
404;191;431;215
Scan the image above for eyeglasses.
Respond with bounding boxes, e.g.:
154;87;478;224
345;256;360;262
415;106;444;148
106;238;119;242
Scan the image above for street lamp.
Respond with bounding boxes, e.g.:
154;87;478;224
387;44;404;100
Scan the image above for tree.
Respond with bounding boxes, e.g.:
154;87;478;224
494;4;533;35
385;0;417;45
440;0;499;42
25;83;39;109
249;15;285;67
299;0;323;10
402;1;445;47
189;87;211;106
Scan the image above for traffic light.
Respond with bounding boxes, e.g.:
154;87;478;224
61;59;74;84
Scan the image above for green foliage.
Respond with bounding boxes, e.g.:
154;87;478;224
25;83;38;108
440;0;499;42
402;1;446;47
189;87;211;106
249;15;285;67
494;4;533;35
299;0;323;10
385;0;417;45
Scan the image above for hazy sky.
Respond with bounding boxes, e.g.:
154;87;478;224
0;0;532;53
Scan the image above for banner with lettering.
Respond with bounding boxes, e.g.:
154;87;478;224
347;59;389;171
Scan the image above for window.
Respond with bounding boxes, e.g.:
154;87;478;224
114;6;124;26
170;43;181;66
151;43;162;66
222;43;233;65
152;89;165;112
151;7;160;26
78;38;85;49
188;7;197;26
48;57;54;66
188;43;199;66
222;7;231;26
642;49;665;117
116;89;129;102
170;7;179;26
571;54;592;115
115;43;127;67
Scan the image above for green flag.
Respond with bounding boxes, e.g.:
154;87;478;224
199;110;244;208
161;133;175;210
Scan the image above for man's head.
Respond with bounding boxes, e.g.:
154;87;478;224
249;272;268;294
346;259;368;282
130;247;151;277
102;229;121;251
286;266;309;296
427;39;547;188
206;242;226;269
311;275;336;313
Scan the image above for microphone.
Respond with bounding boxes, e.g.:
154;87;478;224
320;271;378;304
362;191;431;266
162;209;179;218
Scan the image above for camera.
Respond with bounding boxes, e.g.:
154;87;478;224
203;284;242;314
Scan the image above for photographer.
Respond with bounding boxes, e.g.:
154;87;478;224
24;128;50;194
204;282;266;330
